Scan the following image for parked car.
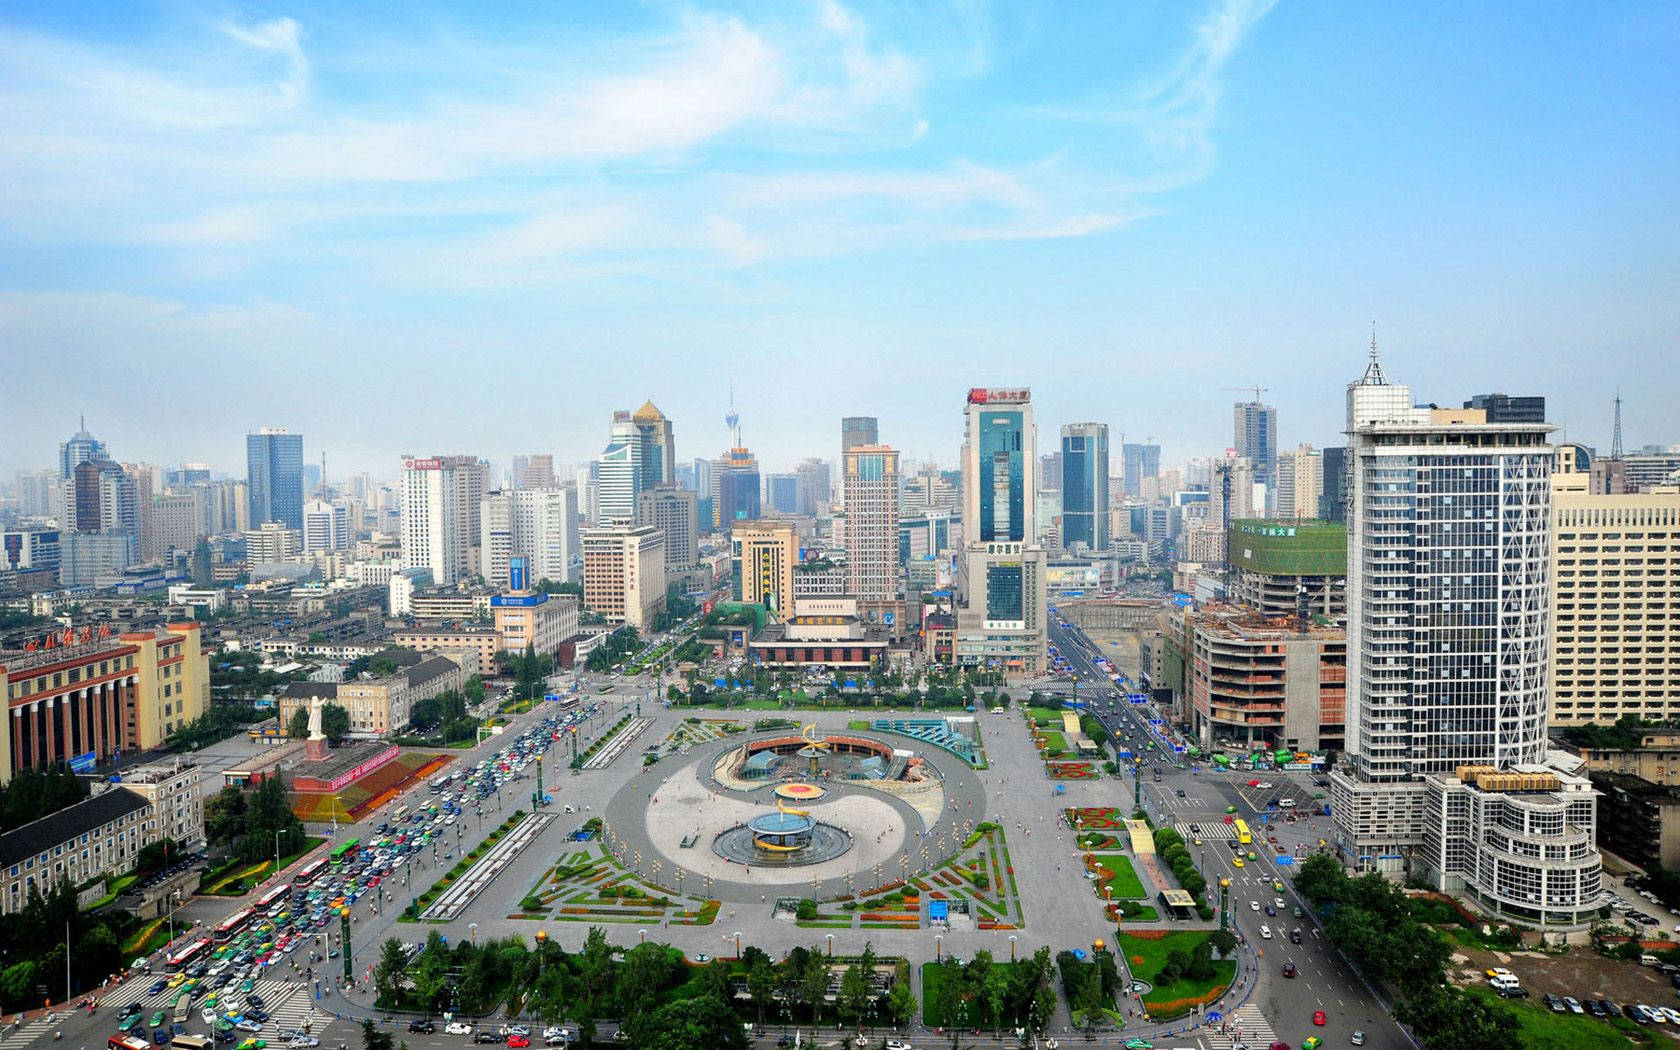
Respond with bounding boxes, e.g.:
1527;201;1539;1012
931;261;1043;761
445;1022;473;1036
407;1020;435;1033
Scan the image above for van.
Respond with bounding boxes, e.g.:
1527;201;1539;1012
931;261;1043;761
1641;954;1660;967
1279;798;1295;809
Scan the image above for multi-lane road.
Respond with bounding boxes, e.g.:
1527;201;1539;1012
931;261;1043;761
1045;611;1418;1050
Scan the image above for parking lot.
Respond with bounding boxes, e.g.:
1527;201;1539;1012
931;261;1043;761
1453;942;1680;1029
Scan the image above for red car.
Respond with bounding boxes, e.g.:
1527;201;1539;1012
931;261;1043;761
508;1037;530;1048
1313;1010;1327;1026
1270;1043;1291;1050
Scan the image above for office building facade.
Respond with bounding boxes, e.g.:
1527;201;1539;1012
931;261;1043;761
302;499;351;553
731;520;799;613
1233;400;1278;487
637;487;698;569
401;455;487;586
246;428;304;529
1121;442;1161;499
841;417;879;456
843;445;900;602
713;448;761;529
582;525;666;630
482;485;580;588
1060;423;1109;552
1465;393;1546;423
1275;444;1323;521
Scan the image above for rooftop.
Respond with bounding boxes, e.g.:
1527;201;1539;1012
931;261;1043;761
0;787;149;868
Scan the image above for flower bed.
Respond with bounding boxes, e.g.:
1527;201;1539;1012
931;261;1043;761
1067;807;1125;828
1048;761;1098;780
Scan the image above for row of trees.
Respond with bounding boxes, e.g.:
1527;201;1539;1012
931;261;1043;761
1293;853;1518;1050
204;776;307;865
376;931;922;1049
1152;826;1210;915
286;701;351;741
0;768;86;833
0;878;133;1012
928;947;1058;1044
585;628;641;672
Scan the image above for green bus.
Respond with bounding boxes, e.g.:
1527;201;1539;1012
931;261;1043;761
329;837;361;866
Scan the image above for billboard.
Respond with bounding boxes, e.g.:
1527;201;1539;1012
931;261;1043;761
69;751;97;773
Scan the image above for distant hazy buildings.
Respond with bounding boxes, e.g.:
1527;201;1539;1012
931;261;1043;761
401;455;488;586
246;428;304;530
1059;423;1109;552
1274;444;1323;521
795;458;830;516
1233;399;1278;488
712;448;761;530
841;417;878;457
843;444;900;602
1121;442;1161;499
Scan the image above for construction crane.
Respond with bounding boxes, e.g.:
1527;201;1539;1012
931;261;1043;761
1222;386;1270;403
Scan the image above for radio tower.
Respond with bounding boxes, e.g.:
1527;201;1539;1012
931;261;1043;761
725;381;741;448
1610;391;1624;461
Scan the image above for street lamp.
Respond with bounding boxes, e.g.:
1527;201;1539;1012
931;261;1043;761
935;934;943;963
825;934;833;958
535;930;548;976
1008;934;1018;962
732;931;742;960
469;923;478;944
639;929;647;945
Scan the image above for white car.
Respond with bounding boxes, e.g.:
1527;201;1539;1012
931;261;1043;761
1259;925;1273;939
885;1042;914;1050
288;1039;321;1048
1250;901;1261;912
446;1022;473;1036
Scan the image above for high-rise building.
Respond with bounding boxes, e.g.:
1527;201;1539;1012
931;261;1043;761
165;463;212;487
843;445;900;602
145;490;203;560
1060;423;1109;552
582;525;666;630
481;485;580;587
1548;444;1680;726
1121;443;1161;499
401;455;488;586
1330;350;1598;927
731;520;798;613
631;402;677;490
1274;444;1323;520
794;458;830;516
302;499;351;552
247;428;304;530
841;417;878;457
1233;400;1278;487
244;521;302;563
1464;393;1546;423
14;469;58;520
69;459;138;537
196;480;249;536
519;454;557;489
1038;453;1062;493
1;529;60;573
596;414;644;526
58;421;107;479
1319;446;1348;523
713;448;761;528
637;487;698;569
956;388;1047;673
59;532;136;585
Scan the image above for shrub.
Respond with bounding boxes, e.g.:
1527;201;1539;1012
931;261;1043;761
796;898;819;921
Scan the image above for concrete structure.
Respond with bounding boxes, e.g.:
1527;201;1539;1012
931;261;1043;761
1226;518;1347;623
58;531;137;586
582;525;666;630
795;458;830;516
747;598;891;671
1172;604;1346;752
637;487;698;569
1465;393;1547;424
732;520;798;613
58;423;108;481
401;454;487;586
712;448;761;529
899;510;955;565
302;499;351;552
840;417;878;458
1059;423;1109;552
2;529;60;574
631;401;677;490
482;485;581;587
114;760;206;853
1234;399;1279;489
124;623;211;752
1319;446;1349;523
596;413;644;525
1121;442;1161;499
279;652;469;737
1592;772;1680;871
1548;444;1680;725
1328;349;1594;915
492;591;580;660
247;427;304;530
765;473;801;514
244;521;302;563
144;490;203;561
390;626;501;668
407;591;493;621
69;458;139;537
1275;444;1323;521
842;444;900;602
956;388;1047;674
387;566;432;616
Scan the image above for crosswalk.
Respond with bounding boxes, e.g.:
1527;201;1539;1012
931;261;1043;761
1176;820;1237;841
1201;1001;1278;1050
11;975;331;1043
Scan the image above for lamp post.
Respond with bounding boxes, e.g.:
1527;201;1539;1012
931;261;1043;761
469;923;478;944
275;829;283;879
1008;934;1018;962
639;929;647;945
935;934;943;964
535;930;548;977
733;931;742;960
1219;877;1231;933
825;934;833;958
339;905;353;983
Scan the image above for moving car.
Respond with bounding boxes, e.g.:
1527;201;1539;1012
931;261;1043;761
445;1022;473;1036
407;1020;435;1033
1281;962;1297;978
1312;1010;1326;1026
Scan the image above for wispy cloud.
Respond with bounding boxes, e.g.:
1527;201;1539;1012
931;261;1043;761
221;17;310;107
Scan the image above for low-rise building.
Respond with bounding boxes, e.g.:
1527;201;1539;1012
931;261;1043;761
113;760;205;852
747;598;890;671
491;591;579;659
1557;728;1680;786
1177;604;1346;753
408;591;493;621
390;626;502;668
1592;771;1680;871
277;651;470;737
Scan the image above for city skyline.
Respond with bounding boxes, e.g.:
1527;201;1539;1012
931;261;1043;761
3;1;1675;474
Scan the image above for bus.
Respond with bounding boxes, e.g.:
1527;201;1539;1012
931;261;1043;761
1233;819;1252;846
253;884;290;915
211;908;254;943
329;838;361;866
428;776;449;793
164;938;213;973
171;991;192;1025
109;1036;153;1050
292;858;329;887
390;803;409;822
171;1037;213;1050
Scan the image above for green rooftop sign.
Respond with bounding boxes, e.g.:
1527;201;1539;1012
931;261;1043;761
1228;519;1347;576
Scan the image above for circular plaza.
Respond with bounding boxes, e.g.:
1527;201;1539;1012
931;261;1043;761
600;722;989;903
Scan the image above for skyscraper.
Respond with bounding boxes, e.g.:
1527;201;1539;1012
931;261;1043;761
1121;442;1161;499
596;414;643;525
301;499;351;552
637;487;698;570
1274;444;1323;520
69;459;138;535
731;520;798;612
482;485;580;586
956;388;1047;673
247;428;304;530
843;444;900;602
712;448;761;527
765;474;801;514
794;458;830;516
1319;446;1348;522
58;420;107;479
631;402;677;489
401;455;488;586
1060;423;1110;551
1233;400;1278;488
1329;350;1597;924
841;417;878;457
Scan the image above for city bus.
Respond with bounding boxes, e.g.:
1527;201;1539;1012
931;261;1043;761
292;857;329;887
164;938;213;973
253;884;290;915
390;803;410;822
171;991;192;1025
108;1035;153;1050
211;908;255;943
1233;818;1252;845
171;1036;213;1050
329;838;361;866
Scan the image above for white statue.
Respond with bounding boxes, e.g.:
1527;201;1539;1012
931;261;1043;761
307;695;326;741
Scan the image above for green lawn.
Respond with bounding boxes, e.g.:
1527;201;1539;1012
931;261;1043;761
1116;931;1234;1019
1465;987;1653;1050
1038;730;1069;755
1028;706;1062;727
1091;854;1147;898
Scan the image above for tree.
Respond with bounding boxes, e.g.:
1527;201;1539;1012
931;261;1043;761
204;786;248;846
616;942;680;1026
1293;853;1346;905
798;947;830;1023
886;976;917;1029
575;927;615;1047
361;1018;396;1050
374;938;408;1007
625;996;749;1050
322;702;351;742
286;707;311;739
839;962;870;1024
932;963;963;1043
135;836;181;874
747;956;777;1023
1395;985;1520;1050
412;933;450;1014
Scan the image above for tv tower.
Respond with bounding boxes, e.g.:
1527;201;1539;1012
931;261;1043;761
725;381;741;448
1610;391;1624;461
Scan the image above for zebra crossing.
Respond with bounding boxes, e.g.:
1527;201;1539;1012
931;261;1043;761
1176;820;1237;841
1201;1001;1277;1050
4;974;331;1044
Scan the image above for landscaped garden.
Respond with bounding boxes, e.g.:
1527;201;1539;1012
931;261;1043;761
1115;929;1237;1020
516;843;719;926
199;835;326;895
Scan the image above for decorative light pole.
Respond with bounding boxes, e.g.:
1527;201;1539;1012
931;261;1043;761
1008;934;1018;962
1219;877;1231;933
339;905;353;983
535;929;548;977
733;931;742;959
935;934;943;963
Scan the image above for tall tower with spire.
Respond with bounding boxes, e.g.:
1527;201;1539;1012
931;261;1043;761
1610;391;1624;461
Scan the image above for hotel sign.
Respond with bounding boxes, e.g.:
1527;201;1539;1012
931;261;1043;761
967;388;1030;405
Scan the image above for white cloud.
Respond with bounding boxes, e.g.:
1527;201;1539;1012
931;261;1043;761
221;17;310;107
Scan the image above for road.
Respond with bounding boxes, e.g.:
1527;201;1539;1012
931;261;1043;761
1044;611;1417;1050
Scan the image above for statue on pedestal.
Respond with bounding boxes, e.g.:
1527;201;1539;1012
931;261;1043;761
305;694;330;762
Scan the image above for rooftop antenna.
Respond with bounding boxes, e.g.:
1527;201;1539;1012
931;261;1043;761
1357;322;1388;386
80;413;86;432
1610;391;1624;461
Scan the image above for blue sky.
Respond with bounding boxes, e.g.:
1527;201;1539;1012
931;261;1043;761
2;1;1676;477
